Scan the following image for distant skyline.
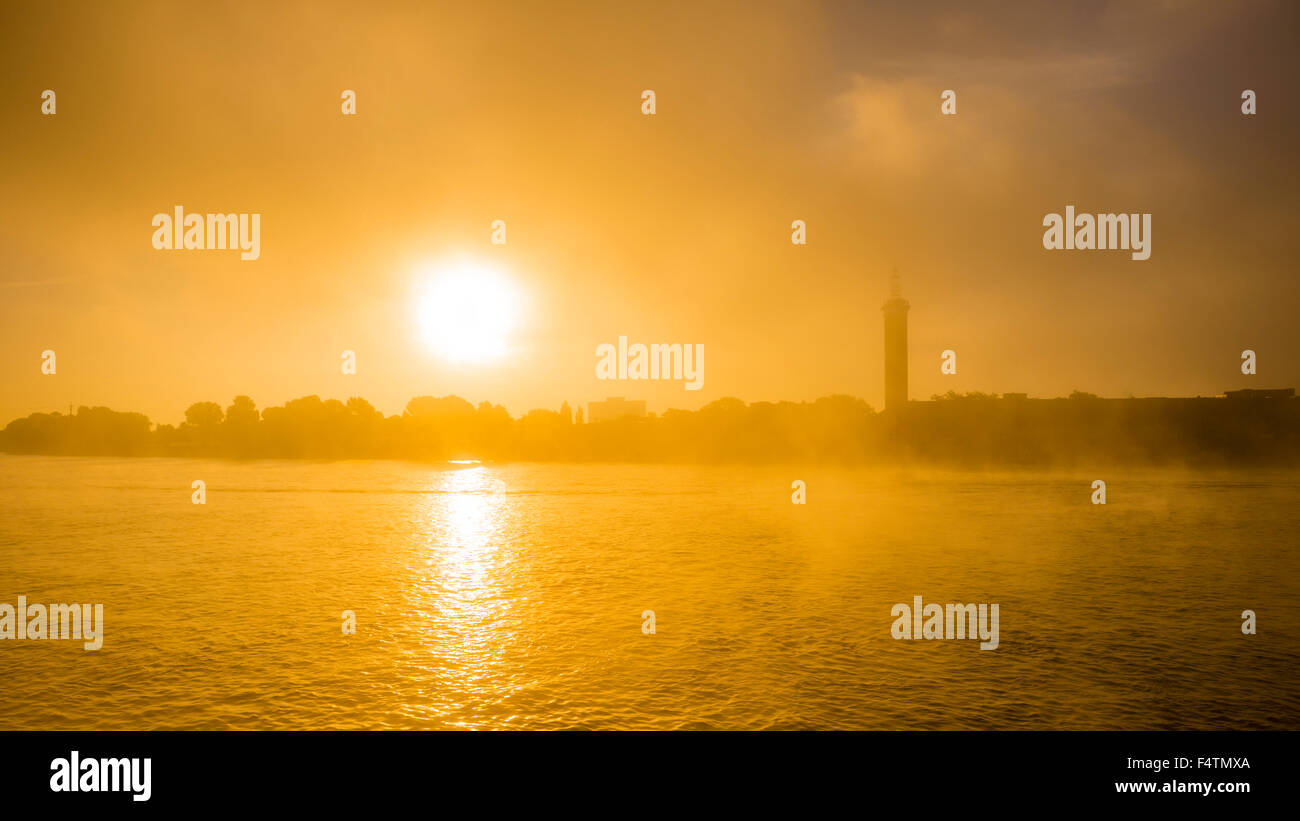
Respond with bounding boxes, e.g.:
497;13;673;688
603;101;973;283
3;0;1299;425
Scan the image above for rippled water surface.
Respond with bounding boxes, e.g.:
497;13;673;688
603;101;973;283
1;456;1297;729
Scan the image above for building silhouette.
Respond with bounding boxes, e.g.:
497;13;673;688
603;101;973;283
882;270;910;412
1225;388;1295;400
588;396;647;423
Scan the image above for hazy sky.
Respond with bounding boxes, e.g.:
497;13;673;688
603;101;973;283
2;0;1297;425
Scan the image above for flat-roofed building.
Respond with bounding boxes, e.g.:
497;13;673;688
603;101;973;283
588;396;647;423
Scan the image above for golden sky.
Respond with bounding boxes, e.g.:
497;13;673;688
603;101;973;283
2;0;1298;424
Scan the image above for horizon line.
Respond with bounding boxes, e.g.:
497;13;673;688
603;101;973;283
9;387;1298;429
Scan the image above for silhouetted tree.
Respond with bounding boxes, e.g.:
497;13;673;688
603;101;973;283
4;391;1299;466
185;402;224;427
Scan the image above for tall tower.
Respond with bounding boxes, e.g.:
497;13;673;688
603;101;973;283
882;270;910;413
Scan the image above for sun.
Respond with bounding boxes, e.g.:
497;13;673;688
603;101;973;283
414;259;522;363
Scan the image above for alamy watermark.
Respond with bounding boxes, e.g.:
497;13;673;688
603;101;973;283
891;596;999;650
1042;206;1151;260
152;206;261;260
50;751;150;801
596;336;704;390
0;596;104;650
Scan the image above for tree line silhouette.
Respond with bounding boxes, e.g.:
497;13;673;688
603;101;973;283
2;391;1298;465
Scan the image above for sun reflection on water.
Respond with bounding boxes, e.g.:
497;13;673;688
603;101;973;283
419;466;515;701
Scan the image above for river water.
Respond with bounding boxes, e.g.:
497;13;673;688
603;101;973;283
1;456;1296;729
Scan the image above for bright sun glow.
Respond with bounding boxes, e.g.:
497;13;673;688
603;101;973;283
415;259;522;363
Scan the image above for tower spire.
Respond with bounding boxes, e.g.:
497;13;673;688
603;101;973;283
882;268;910;413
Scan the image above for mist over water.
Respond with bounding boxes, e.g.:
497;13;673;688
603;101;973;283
1;456;1296;730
